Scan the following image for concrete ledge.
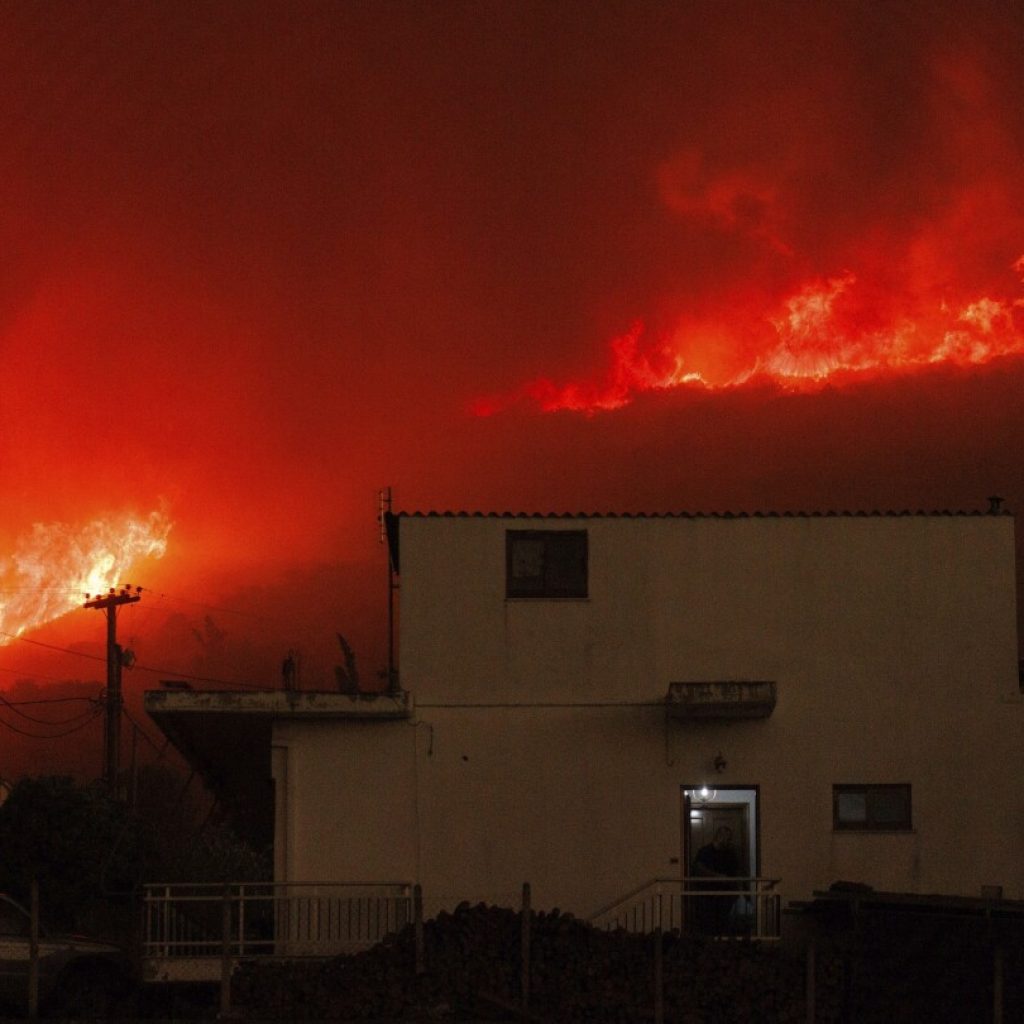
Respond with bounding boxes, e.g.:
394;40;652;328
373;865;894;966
145;688;412;719
665;681;776;720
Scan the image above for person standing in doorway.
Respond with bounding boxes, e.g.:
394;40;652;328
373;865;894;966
691;826;740;935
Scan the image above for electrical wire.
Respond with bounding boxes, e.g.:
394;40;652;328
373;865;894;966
0;695;97;706
2;593;339;692
0;661;94;683
134;588;278;623
126;584;349;650
1;622;247;688
5;573;344;656
0;704;103;739
127;660;270;689
0;631;106;663
118;589;165;648
121;705;169;759
0;693;100;726
1;591;93;597
0;629;259;689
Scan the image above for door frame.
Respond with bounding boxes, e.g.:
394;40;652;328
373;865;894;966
680;784;761;880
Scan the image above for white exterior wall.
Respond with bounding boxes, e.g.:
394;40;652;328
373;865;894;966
272;720;417;883
275;514;1023;916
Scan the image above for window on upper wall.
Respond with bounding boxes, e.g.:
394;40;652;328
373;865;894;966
833;784;912;831
506;530;588;598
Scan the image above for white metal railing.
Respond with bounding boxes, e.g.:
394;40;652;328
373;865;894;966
589;877;781;940
142;881;413;961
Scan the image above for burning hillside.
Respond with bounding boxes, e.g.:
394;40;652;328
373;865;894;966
0;509;171;643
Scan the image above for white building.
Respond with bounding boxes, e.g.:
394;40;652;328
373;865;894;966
146;508;1023;933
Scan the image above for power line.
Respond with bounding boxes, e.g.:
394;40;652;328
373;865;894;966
0;663;95;684
121;706;169;759
0;705;103;740
138;589;271;622
117;589;164;647
0;631;106;663
0;695;97;706
2;626;268;690
6;579;363;691
0;693;100;726
128;660;269;690
129;585;351;649
0;588;88;593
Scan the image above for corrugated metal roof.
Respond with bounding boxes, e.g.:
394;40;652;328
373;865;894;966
393;508;1009;519
384;507;1010;572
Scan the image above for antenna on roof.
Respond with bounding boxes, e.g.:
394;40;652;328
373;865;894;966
378;487;399;696
378;487;391;543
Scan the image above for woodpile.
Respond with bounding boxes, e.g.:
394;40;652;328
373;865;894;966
232;901;805;1021
232;900;1023;1021
810;915;1023;1024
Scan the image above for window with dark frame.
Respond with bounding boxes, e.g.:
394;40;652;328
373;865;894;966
833;784;912;831
506;530;588;599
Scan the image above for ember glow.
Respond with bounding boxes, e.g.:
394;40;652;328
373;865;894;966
0;510;171;643
472;259;1024;415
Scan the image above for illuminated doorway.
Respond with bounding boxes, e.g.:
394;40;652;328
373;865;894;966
681;785;761;935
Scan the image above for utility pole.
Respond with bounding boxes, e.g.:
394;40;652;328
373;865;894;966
84;585;141;792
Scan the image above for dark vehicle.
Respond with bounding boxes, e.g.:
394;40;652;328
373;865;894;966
0;893;131;1017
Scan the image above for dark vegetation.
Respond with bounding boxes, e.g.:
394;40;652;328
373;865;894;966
0;772;269;939
233;902;806;1022
233;901;1024;1023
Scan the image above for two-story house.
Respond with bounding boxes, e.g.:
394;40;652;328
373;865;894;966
145;508;1023;938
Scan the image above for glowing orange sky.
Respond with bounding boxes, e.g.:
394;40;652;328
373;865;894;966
1;1;1024;775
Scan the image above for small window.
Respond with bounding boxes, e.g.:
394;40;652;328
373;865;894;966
506;530;587;598
833;784;912;831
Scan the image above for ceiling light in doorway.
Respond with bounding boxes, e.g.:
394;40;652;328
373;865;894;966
692;785;717;806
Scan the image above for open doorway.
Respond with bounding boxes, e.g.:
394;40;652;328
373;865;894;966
679;786;774;937
681;785;759;878
680;786;762;936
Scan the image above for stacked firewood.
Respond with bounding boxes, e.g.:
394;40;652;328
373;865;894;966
811;915;1023;1024
233;900;1024;1021
232;902;804;1021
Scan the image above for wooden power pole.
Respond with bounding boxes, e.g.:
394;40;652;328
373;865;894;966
84;586;141;791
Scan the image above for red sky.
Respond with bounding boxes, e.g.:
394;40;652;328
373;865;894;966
2;1;1023;777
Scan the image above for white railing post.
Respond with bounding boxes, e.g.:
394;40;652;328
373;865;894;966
163;885;171;958
143;879;456;970
238;884;246;957
653;886;664;1024
414;884;424;975
588;877;781;940
219;883;232;1017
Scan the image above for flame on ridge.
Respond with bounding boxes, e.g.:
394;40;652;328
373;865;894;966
470;257;1024;416
0;508;171;644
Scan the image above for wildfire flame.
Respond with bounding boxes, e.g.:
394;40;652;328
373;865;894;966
0;508;171;643
470;258;1024;415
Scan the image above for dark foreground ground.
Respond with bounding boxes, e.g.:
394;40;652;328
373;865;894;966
5;900;1022;1022
196;903;1024;1022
